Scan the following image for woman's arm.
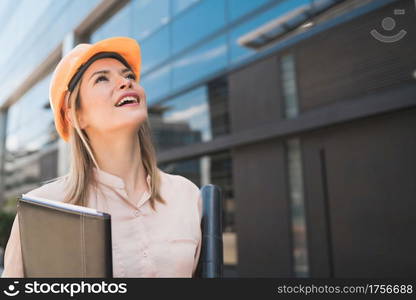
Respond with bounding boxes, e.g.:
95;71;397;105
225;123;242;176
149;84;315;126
1;214;24;277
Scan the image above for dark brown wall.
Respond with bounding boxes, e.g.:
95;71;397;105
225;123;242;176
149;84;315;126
229;49;292;277
295;0;416;111
229;55;283;132
302;108;416;277
300;129;332;277
232;139;292;277
226;0;416;278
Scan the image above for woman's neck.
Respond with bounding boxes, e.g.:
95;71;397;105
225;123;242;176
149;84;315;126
90;133;147;196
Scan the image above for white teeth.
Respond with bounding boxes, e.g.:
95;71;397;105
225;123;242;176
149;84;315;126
116;96;138;107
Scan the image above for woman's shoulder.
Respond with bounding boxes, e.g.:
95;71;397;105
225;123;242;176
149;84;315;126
159;169;200;196
159;169;202;215
23;176;68;202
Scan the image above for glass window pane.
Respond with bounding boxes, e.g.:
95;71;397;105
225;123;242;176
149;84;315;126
133;0;170;40
286;138;309;277
90;2;133;43
4;74;60;195
149;77;229;152
227;0;271;22
172;0;200;16
141;26;170;74
160;157;201;185
6;73;55;155
0;0;54;68
280;54;299;118
172;0;226;55
229;0;312;64
0;0;101;104
150;86;210;152
206;77;230;138
6;104;21;138
141;65;172;104
172;35;228;90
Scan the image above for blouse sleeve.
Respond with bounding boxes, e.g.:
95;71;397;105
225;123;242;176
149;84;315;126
192;190;203;276
1;179;64;278
1;214;24;278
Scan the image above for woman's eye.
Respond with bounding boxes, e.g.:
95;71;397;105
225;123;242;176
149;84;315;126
127;73;136;80
95;75;108;83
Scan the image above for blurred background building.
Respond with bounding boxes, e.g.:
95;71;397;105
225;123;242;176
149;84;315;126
0;0;415;277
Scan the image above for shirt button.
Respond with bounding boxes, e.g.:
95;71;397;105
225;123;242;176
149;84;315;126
134;210;140;217
143;251;147;257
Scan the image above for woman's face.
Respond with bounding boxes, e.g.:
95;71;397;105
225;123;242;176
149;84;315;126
76;58;147;139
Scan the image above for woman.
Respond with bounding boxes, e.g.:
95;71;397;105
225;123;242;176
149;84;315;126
1;37;202;278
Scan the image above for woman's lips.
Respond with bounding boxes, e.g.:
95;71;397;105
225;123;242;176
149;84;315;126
115;92;140;106
118;102;139;107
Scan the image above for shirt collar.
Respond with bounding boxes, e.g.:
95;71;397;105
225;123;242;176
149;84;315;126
93;167;151;191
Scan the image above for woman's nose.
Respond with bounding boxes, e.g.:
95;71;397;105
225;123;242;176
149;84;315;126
117;76;132;90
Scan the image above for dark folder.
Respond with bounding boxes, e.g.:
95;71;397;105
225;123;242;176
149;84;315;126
17;194;112;278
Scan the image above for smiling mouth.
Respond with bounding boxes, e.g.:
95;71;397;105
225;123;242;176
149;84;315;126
115;96;140;107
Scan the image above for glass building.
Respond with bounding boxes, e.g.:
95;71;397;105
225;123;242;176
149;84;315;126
1;0;415;277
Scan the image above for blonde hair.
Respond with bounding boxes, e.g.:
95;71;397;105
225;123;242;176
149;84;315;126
59;78;165;210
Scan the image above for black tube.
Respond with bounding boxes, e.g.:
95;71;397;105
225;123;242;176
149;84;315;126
200;184;223;278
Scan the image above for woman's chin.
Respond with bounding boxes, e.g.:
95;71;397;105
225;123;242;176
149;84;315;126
113;118;147;131
120;110;147;121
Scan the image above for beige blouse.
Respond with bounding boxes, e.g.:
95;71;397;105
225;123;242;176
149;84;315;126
1;167;202;278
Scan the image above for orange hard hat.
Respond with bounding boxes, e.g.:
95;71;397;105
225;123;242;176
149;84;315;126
49;36;141;142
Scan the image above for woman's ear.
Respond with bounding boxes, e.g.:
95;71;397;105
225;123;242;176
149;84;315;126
64;107;73;128
64;92;88;130
63;91;73;128
65;108;88;130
